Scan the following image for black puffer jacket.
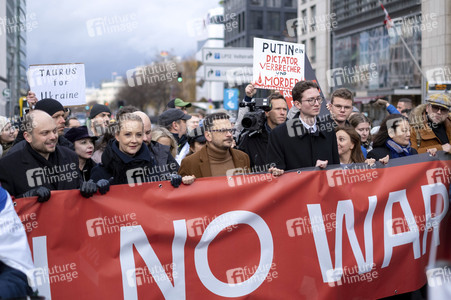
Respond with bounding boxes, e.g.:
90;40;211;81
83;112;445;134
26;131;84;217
90;140;161;185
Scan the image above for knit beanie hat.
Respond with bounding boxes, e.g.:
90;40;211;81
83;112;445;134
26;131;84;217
89;104;111;119
35;98;65;116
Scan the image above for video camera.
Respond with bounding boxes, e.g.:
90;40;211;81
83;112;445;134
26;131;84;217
240;98;271;132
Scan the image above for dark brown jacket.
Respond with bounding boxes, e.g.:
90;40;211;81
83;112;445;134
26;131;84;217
409;104;451;153
178;145;250;178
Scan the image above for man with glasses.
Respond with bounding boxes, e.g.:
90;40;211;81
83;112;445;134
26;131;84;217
266;80;340;170
178;112;250;180
328;88;354;127
410;93;451;153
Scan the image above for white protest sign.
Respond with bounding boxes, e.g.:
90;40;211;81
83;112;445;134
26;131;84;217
253;38;305;91
27;63;86;106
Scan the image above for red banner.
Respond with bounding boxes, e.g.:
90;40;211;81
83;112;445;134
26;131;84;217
15;155;451;300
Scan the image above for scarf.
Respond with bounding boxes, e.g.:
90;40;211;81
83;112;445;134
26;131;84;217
385;138;413;158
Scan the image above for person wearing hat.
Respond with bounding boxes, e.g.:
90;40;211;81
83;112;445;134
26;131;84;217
0;116;15;157
186;126;206;156
409;93;451;153
166;98;192;112
65;126;98;181
88;103;111;137
159;108;192;165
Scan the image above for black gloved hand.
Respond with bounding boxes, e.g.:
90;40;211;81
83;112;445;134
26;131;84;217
23;186;51;203
170;174;182;188
80;180;97;198
96;178;112;195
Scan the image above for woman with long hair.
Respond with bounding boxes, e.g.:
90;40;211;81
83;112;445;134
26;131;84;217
349;113;372;158
0;117;15;157
151;127;178;158
335;126;366;164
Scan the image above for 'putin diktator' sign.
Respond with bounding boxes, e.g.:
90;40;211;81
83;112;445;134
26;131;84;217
253;38;305;91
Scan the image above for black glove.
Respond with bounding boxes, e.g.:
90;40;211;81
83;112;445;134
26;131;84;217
96;178;112;195
22;186;51;203
80;180;97;198
170;174;182;188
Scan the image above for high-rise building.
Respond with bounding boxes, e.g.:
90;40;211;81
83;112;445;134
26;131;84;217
330;0;422;105
295;0;332;97
0;0;28;117
224;0;298;47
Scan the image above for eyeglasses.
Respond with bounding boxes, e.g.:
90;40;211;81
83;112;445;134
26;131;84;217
209;128;236;134
332;104;353;111
431;105;449;114
302;96;323;105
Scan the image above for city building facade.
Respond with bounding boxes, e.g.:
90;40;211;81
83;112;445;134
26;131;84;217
0;0;28;117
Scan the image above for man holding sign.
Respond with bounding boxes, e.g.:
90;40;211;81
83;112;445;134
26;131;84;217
266;80;339;170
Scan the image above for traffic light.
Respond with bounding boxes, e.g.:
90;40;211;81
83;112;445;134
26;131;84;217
177;72;183;83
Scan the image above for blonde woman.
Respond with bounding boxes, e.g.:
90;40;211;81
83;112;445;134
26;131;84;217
151;127;178;158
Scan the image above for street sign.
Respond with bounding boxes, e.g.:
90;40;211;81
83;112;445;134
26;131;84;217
202;48;253;66
2;88;10;98
223;88;239;110
204;65;253;86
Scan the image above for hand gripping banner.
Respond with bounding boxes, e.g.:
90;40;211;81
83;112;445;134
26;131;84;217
15;153;451;299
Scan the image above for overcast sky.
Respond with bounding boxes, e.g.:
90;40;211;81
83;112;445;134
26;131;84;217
27;0;218;87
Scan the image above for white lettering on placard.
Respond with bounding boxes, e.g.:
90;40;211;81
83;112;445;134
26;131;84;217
307;196;376;283
120;222;186;300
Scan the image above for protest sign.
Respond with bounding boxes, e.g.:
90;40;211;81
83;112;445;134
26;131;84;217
27;63;86;106
15;154;451;299
253;38;305;91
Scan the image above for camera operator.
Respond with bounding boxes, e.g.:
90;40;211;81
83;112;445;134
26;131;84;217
237;93;288;169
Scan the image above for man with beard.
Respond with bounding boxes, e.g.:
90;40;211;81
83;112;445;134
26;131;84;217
88;104;111;137
178;112;250;180
8;96;74;154
0;110;83;202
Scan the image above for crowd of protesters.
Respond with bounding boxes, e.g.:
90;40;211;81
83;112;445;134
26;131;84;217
0;80;450;298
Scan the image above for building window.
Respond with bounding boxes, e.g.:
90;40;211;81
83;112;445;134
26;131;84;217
250;11;263;30
267;0;282;7
310;37;316;63
284;0;297;8
268;12;281;31
310;5;316;32
301;9;307;34
250;0;264;6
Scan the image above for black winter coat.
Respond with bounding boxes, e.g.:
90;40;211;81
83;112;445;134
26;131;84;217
90;140;161;185
0;143;81;198
237;127;270;169
266;114;340;170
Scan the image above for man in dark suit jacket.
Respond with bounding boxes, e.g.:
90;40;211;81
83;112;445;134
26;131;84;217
266;80;340;171
179;113;250;182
